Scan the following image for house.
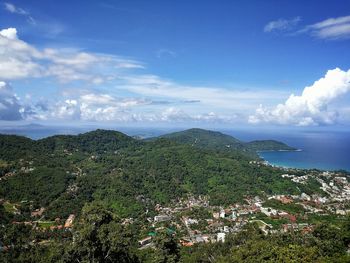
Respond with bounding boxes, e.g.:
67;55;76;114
232;210;237;220
138;236;152;247
50;225;63;230
31;207;45;217
180;239;194;247
64;214;75;228
213;212;220;219
219;209;225;218
154;215;171;222
194;236;205;243
217;232;226;242
183;217;198;227
280;196;293;204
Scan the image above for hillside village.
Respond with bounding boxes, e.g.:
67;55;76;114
3;161;349;250
136;167;350;249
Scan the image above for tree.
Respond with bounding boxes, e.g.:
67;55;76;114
153;231;180;263
64;202;139;263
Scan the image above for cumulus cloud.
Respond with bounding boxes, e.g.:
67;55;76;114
0;28;43;79
43;94;232;123
0;27;288;124
249;68;350;126
0;27;144;83
301;15;350;39
46;93;151;121
264;17;301;32
159;108;236;123
0;27;17;39
0;81;23;120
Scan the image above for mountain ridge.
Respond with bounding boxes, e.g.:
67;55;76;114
150;128;296;158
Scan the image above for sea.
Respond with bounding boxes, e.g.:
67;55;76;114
224;129;350;172
0;124;349;172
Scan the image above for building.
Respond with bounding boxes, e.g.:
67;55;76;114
213;212;220;219
154;215;171;222
180;239;194;247
138;236;152;247
219;209;225;218
217;232;226;242
64;214;75;228
279;196;293;204
31;207;45;217
232;210;237;220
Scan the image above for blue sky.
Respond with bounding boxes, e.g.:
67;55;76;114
0;0;350;128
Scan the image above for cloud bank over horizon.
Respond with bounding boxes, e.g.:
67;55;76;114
0;27;273;124
0;24;349;127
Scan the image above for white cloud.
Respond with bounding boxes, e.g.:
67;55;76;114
44;94;233;123
160;107;190;122
265;15;350;40
0;27;17;39
264;17;301;32
0;28;45;79
53;99;81;120
0;27;144;83
0;27;292;124
158;108;236;123
115;61;145;69
4;2;27;15
119;74;288;111
47;93;151;121
0;81;24;120
249;68;350;126
300;15;350;40
4;2;35;24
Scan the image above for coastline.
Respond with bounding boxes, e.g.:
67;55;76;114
258;150;350;173
256;149;302;153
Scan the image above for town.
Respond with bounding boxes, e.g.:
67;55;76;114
136;167;350;249
1;159;350;252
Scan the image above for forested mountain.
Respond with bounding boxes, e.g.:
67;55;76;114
246;140;297;152
0;129;304;219
153;128;295;158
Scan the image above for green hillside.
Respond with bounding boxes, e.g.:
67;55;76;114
0;129;304;219
154;128;296;158
246;140;296;151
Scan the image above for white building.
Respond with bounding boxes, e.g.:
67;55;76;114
154;215;171;222
220;209;225;219
217;232;226;242
232;210;237;220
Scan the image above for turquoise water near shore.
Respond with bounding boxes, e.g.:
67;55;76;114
229;130;350;172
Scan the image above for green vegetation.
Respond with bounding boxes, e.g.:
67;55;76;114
1;204;350;262
153;128;295;159
263;199;305;214
0;128;347;262
254;212;289;227
0;129;309;219
37;221;56;228
3;201;17;213
247;139;296;151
